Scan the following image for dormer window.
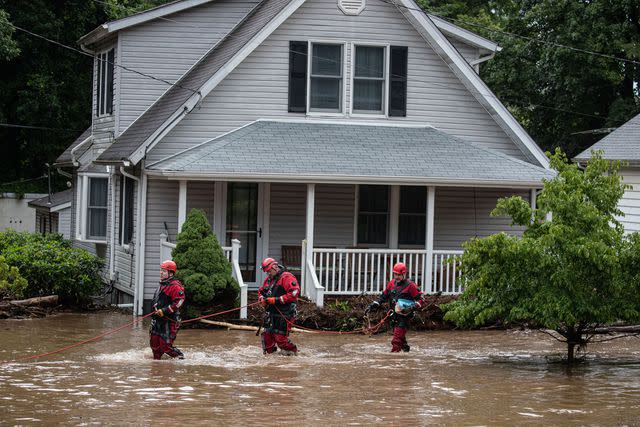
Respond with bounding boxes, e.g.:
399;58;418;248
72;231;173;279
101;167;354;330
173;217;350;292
352;45;386;114
96;48;114;117
309;43;344;113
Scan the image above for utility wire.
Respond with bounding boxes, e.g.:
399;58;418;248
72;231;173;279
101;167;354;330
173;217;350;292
0;123;84;132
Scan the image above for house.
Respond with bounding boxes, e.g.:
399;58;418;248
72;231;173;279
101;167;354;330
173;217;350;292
27;189;73;238
574;113;640;234
54;0;553;316
0;193;48;233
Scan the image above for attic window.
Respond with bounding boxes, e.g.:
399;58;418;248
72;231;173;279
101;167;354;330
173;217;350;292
338;0;365;15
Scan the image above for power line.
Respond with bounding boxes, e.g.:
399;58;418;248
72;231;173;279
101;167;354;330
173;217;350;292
0;123;84;132
376;0;640;66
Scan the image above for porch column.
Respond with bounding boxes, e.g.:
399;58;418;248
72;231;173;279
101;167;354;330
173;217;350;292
178;180;187;232
389;185;400;249
530;188;537;210
305;183;315;257
425;186;435;294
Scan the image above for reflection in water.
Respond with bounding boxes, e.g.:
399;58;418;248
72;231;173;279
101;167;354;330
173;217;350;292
1;312;640;425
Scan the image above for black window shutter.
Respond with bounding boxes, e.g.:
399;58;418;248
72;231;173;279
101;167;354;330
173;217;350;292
288;41;308;113
106;49;114;114
389;46;408;117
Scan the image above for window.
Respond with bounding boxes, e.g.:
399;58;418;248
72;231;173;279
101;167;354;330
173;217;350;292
87;177;108;240
309;43;343;113
96;49;114;116
353;45;386;114
119;176;134;245
357;185;388;245
399;186;426;246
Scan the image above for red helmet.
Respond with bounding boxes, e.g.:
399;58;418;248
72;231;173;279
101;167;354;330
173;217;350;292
261;257;277;272
160;260;177;273
392;262;407;276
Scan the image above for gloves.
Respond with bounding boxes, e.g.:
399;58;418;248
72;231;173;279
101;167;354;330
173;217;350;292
365;301;380;315
155;309;164;317
258;296;266;307
266;297;276;305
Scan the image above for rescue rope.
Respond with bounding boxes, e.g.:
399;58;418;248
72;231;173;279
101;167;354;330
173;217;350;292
1;302;260;364
272;305;393;335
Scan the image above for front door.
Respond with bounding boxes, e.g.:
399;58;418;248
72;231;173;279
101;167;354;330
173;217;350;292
225;182;265;286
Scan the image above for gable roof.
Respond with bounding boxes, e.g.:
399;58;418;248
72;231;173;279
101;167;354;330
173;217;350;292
27;189;73;212
54;127;92;166
148;120;553;186
574;113;640;164
95;0;547;170
96;0;304;165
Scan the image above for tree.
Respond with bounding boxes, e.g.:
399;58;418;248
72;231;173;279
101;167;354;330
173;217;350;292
444;150;640;362
418;0;640;157
171;209;239;310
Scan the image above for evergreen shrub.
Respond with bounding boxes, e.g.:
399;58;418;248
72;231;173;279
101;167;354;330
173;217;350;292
172;209;239;307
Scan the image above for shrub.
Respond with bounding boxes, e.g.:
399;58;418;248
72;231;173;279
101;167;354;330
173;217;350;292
0;255;28;298
0;231;103;304
172;209;239;307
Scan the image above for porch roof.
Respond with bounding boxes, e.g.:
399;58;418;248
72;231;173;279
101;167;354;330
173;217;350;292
147;120;554;187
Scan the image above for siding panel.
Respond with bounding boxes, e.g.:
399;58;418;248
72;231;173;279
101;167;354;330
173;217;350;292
619;168;640;233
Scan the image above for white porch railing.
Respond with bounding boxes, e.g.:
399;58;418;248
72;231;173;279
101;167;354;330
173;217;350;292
159;233;247;319
310;248;463;302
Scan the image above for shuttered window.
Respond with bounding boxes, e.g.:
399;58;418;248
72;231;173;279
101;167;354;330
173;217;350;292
389;46;408;117
353;45;385;114
288;41;308;113
96;48;114;116
310;43;344;113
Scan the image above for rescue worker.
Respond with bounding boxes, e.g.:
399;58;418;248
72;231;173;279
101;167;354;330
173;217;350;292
365;262;423;352
257;257;300;355
149;260;185;360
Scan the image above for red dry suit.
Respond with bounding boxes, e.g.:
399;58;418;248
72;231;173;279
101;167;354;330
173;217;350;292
258;267;300;354
149;277;185;360
377;278;423;352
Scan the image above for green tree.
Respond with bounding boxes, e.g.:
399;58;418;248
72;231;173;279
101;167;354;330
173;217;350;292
444;150;640;362
418;0;640;157
171;209;239;309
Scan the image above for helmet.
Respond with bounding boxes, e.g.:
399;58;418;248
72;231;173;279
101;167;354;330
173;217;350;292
160;260;177;274
392;262;407;276
261;257;278;272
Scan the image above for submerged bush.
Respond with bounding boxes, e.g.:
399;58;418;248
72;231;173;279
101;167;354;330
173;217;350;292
0;230;103;304
0;255;28;298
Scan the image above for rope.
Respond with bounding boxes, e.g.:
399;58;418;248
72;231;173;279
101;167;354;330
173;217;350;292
272;305;393;335
0;312;155;364
181;302;261;324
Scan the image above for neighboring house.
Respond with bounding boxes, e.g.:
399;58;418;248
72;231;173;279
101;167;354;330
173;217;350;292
0;193;48;233
54;0;552;316
27;189;73;238
574;113;640;234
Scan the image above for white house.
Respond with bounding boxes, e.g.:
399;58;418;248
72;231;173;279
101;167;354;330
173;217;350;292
26;189;73;238
574;113;640;234
54;0;552;316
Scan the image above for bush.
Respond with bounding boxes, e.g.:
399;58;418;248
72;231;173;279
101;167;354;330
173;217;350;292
0;255;28;298
0;231;103;304
172;209;239;307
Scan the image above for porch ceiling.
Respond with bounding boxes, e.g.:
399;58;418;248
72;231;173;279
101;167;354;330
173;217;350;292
147;120;554;187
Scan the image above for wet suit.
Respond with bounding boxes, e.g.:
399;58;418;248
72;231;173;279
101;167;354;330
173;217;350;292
258;266;300;354
150;277;185;360
376;278;423;352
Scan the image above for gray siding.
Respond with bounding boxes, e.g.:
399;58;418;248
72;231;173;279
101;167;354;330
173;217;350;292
144;178;179;300
117;0;259;134
447;37;478;65
186;181;216;228
618;168;640;233
35;210;58;234
112;175;138;295
268;183;306;263
434;187;529;249
150;0;526;162
59;207;71;239
315;184;356;247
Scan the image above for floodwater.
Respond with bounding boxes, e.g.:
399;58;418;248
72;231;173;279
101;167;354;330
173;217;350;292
1;313;640;426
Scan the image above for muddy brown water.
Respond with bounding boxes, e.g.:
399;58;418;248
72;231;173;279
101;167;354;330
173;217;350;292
1;312;640;426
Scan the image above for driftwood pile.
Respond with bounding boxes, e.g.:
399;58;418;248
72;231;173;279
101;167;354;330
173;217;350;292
0;295;59;319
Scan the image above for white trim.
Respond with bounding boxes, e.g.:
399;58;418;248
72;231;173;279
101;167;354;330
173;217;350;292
305;183;315;255
178;180;187;232
349;42;390;117
388;185;399;248
260;182;271;285
397;0;549;168
338;0;366;16
427;14;500;53
50;202;72;213
213;181;227;243
306;40;348;116
425;185;435;293
148;170;547;189
129;0;306;165
136;164;148;316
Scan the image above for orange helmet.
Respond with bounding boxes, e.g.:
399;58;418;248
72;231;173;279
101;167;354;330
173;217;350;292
160;260;177;274
392;262;407;276
261;257;278;272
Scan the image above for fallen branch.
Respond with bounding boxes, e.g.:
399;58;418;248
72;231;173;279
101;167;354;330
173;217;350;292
9;295;58;307
199;319;316;333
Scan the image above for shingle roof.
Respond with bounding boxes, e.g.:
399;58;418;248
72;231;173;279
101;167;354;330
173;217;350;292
55;127;92;166
97;0;292;163
574;113;640;162
148;121;553;185
27;189;73;210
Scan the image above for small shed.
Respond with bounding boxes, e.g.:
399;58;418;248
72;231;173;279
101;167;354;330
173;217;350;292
27;189;73;238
